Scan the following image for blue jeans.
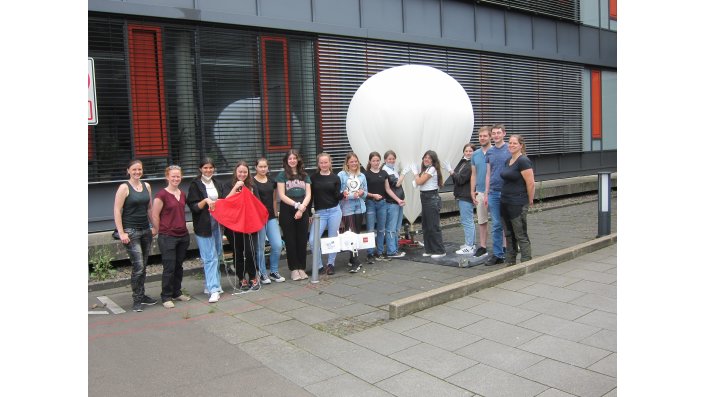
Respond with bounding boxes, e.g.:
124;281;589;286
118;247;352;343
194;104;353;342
258;217;283;275
309;205;342;268
458;199;476;247
488;191;505;259
385;202;400;254
123;227;152;303
366;199;388;255
195;217;223;294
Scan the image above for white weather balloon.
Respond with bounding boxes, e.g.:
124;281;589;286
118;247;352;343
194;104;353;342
346;65;474;225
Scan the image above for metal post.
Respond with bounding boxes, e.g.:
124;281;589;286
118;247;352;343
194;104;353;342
597;172;612;237
310;213;320;283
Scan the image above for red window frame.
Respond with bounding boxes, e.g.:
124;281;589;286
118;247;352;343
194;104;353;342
609;0;617;20
591;70;602;140
261;36;292;151
128;24;168;157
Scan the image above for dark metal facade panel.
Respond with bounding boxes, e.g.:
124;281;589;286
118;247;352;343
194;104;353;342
505;12;533;50
360;0;403;32
313;0;361;27
532;18;557;54
475;6;506;47
404;0;442;37
579;25;600;62
557;21;580;58
260;0;312;21
600;29;617;65
441;0;475;42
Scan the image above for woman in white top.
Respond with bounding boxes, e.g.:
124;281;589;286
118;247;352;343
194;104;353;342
412;150;446;258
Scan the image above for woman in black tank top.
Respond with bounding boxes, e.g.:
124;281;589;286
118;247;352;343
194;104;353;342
113;159;157;312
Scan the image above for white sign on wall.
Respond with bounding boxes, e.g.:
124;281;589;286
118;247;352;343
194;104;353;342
88;58;98;125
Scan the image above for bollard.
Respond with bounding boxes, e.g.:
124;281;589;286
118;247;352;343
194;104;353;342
310;213;320;284
597;172;612;237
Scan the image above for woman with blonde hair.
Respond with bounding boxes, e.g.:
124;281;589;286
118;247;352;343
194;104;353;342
337;152;368;273
309;152;343;275
153;165;192;309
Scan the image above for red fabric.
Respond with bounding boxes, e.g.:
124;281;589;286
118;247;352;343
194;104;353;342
210;187;268;233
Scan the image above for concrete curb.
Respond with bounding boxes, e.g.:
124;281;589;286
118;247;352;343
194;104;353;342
388;232;618;319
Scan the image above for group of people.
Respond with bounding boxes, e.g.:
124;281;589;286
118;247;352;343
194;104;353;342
113;124;535;313
452;124;535;267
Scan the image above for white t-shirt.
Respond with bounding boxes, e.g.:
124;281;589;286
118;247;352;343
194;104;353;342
420;166;439;191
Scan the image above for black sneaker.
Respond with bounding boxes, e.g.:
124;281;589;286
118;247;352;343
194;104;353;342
366;255;375;265
473;247;488;257
375;254;391;262
142;295;158;306
132;302;144;312
485;256;505;266
349;264;362;273
326;264;335;275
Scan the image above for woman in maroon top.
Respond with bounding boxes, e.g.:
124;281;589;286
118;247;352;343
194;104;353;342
152;165;192;309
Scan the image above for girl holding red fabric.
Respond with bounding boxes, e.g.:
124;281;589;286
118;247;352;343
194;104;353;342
276;150;312;281
224;161;260;291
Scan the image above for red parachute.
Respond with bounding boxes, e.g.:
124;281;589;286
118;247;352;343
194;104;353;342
210;187;268;234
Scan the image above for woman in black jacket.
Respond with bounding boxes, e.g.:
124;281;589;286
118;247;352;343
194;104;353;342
447;143;477;255
187;157;225;303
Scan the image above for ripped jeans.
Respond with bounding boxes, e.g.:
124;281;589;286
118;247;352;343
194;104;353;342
123;227;153;304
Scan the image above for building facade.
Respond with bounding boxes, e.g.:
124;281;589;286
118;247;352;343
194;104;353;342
88;0;617;232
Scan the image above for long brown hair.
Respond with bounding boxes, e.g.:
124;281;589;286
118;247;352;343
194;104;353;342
232;160;253;189
283;149;307;180
366;151;381;171
421;150;443;186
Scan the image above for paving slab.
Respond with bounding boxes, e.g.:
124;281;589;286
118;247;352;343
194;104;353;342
455;338;545;374
518;313;602;342
519;334;612;368
344;326;421;356
389;342;477;379
447;363;549;397
375;368;476;397
518;358;616;397
460;318;542;347
305;373;394;397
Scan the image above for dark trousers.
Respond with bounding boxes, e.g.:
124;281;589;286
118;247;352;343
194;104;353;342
500;202;531;263
123;227;153;304
158;234;190;302
279;203;310;271
420;190;445;255
341;212;364;265
234;231;258;280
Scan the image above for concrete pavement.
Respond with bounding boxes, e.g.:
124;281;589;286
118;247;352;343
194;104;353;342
89;196;617;396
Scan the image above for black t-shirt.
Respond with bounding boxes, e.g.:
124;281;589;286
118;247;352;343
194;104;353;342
254;176;277;220
500;155;533;205
365;169;389;200
310;172;342;211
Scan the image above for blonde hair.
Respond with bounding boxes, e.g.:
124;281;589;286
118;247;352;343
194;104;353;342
342;152;361;175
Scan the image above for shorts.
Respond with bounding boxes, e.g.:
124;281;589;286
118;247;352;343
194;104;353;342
476;191;488;224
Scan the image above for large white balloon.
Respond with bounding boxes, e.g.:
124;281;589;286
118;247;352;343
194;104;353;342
346;65;474;225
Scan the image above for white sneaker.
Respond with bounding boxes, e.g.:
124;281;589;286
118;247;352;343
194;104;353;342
260;274;272;285
422;252;432;257
163;301;175;309
208;292;220;303
455;245;477;255
431;253;447;259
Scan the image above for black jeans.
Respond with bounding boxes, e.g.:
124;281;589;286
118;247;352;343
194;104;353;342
158;234;190;302
234;231;258;280
500;202;531;263
279;203;310;271
420;190;445;255
123;227;153;304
